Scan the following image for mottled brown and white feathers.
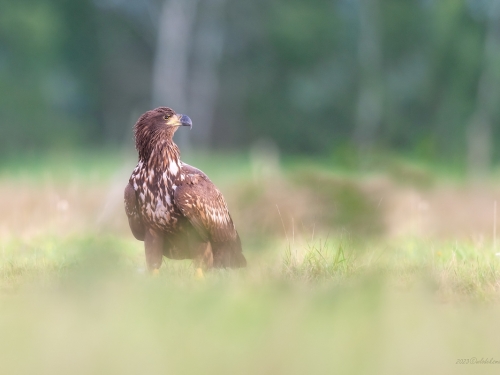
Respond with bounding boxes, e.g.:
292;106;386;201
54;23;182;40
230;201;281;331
174;166;245;267
124;107;246;269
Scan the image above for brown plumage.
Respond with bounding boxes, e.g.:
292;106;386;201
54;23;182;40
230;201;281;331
124;107;246;272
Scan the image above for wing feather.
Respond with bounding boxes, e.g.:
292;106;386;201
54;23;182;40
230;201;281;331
174;172;237;243
176;163;246;268
124;183;145;241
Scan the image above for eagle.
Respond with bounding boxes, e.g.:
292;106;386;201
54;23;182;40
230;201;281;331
124;107;246;275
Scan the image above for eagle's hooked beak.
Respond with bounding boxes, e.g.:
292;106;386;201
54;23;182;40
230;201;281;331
166;114;193;129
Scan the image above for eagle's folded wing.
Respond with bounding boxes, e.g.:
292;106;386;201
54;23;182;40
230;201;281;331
124;183;145;241
174;173;237;243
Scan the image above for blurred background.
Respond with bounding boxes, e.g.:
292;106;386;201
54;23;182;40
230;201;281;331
2;0;500;250
4;2;500;374
2;0;500;174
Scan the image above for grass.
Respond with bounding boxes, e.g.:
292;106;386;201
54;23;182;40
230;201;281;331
2;150;500;374
1;235;500;374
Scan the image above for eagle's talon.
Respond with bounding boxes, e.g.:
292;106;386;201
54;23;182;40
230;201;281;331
195;268;204;280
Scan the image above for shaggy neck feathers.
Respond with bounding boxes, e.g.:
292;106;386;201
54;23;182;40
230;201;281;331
134;125;180;174
154;139;181;173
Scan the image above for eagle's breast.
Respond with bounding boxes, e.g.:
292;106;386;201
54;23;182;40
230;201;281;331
130;153;185;233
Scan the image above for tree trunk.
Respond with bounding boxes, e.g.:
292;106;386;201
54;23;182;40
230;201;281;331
467;10;500;178
152;0;227;151
152;0;199;151
354;0;383;158
188;0;227;148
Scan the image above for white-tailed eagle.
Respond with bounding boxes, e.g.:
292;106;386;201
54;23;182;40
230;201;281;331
124;107;246;275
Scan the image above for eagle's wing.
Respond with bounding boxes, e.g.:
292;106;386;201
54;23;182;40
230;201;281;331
174;171;236;243
174;165;246;268
124;183;145;241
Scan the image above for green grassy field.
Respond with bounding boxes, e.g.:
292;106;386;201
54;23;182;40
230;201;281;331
1;151;500;375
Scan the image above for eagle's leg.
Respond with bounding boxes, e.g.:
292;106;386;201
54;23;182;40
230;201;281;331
193;242;213;279
144;229;164;274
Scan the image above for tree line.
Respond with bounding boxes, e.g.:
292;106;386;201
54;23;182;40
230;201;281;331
0;0;498;171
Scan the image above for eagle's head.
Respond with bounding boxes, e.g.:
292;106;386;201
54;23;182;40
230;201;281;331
134;107;192;159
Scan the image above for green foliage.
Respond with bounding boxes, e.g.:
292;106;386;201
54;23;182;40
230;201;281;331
1;0;497;166
0;0;101;154
292;169;384;235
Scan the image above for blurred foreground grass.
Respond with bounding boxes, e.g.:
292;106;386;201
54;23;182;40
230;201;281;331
1;150;500;374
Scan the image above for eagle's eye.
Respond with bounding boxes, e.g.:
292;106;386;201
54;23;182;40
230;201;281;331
164;115;170;120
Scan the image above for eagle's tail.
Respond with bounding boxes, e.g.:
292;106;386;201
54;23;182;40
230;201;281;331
230;249;247;268
213;233;246;268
